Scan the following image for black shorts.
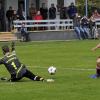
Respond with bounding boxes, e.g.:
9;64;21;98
11;68;26;82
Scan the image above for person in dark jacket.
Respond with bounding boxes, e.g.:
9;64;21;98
68;2;77;19
49;3;56;19
6;6;14;31
40;3;48;20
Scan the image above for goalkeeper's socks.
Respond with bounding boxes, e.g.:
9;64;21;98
34;76;44;81
0;77;7;80
40;78;44;81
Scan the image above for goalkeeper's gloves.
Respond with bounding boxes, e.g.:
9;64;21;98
11;41;15;51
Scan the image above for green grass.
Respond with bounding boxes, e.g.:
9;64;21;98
0;40;100;100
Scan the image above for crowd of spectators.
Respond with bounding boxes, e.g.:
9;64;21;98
4;2;78;31
0;2;100;40
73;9;100;40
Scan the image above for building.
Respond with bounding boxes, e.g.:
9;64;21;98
0;0;75;12
0;0;75;31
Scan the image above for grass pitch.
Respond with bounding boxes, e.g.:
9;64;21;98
0;40;100;100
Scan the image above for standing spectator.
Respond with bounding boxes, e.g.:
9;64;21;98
49;4;56;30
40;3;48;30
12;10;18;20
12;10;19;31
33;11;43;20
68;2;77;19
40;3;48;20
29;3;36;20
17;6;25;20
49;3;56;19
33;11;43;30
60;6;68;19
6;6;14;31
59;6;68;30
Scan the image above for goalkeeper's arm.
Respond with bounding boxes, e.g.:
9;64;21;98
11;41;15;52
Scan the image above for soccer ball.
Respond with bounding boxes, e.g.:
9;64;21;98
48;66;56;75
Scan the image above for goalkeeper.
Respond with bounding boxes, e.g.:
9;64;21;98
0;42;44;82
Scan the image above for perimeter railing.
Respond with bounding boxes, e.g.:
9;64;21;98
13;19;74;31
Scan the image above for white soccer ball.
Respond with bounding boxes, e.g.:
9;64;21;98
48;66;56;75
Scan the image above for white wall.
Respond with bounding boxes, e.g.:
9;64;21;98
64;0;75;7
6;0;18;11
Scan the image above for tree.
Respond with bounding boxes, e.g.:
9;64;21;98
76;0;100;16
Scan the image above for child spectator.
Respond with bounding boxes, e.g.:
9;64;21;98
20;23;30;42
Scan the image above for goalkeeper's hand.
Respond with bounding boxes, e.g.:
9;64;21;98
11;41;15;51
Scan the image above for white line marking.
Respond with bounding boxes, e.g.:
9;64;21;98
28;66;95;71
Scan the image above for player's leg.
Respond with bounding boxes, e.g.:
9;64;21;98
23;69;44;81
10;74;22;82
96;57;100;77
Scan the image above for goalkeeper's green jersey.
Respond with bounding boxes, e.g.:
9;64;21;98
0;51;25;75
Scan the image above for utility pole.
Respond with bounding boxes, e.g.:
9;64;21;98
24;0;27;20
85;0;88;16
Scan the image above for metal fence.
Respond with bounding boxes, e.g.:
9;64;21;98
13;19;74;31
13;18;100;32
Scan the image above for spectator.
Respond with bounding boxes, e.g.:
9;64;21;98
92;9;100;19
73;13;83;40
29;3;36;20
60;6;68;19
12;10;19;20
20;23;30;42
49;3;56;19
17;6;25;20
33;11;43;30
68;2;77;19
40;3;48;30
33;11;43;21
40;3;48;20
49;4;56;30
6;6;14;31
80;16;89;39
89;16;96;39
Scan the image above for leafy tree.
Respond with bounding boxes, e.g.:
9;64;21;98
76;0;100;17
